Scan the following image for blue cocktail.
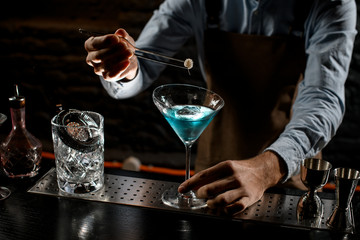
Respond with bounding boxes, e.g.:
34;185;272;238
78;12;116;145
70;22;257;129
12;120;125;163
163;105;215;145
153;84;224;209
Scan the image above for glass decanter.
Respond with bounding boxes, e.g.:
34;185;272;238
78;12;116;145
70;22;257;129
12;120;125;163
0;85;42;178
0;113;11;200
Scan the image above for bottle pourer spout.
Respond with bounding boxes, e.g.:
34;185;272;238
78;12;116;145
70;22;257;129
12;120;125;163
14;84;20;97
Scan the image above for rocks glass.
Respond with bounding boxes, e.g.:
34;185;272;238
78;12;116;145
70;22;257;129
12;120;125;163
51;110;104;194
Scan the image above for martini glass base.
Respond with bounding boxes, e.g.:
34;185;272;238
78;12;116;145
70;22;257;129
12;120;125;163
162;188;207;210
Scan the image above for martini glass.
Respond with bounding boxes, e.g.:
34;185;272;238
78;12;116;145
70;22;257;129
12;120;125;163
0;113;11;200
153;84;224;209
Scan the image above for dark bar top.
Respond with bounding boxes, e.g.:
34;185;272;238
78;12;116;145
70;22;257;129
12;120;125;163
1;159;359;240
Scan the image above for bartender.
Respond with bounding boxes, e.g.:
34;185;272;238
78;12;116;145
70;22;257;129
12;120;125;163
84;0;357;215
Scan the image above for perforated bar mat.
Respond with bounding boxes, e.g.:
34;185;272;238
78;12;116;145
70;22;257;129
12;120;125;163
28;168;337;231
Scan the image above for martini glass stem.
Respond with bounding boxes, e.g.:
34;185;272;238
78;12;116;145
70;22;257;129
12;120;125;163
184;144;192;181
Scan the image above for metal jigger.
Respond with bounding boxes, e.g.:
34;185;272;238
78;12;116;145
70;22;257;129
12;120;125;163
297;158;332;226
327;168;360;233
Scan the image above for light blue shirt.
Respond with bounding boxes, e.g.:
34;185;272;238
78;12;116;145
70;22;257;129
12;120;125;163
101;0;357;180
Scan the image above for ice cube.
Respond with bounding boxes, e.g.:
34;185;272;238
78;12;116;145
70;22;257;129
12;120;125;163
175;106;202;120
63;150;86;180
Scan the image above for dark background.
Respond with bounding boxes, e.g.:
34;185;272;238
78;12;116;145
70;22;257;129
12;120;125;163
0;0;359;171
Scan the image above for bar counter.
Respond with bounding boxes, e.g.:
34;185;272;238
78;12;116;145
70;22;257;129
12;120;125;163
1;159;359;240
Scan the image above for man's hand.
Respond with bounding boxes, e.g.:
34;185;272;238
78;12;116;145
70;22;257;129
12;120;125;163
178;151;286;215
84;28;138;82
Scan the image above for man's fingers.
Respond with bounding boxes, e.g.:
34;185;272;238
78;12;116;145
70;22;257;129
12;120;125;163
196;176;241;199
87;46;134;77
115;28;128;38
85;35;119;51
86;42;132;64
102;60;131;80
206;190;253;215
178;160;236;193
178;170;218;193
206;189;241;208
115;28;136;46
91;58;130;79
93;62;104;75
224;196;251;215
86;48;109;66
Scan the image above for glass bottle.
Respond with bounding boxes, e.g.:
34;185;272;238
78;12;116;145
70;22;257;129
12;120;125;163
0;85;42;178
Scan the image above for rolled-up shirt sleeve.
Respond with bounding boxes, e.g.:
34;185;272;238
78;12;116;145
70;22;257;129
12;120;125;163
100;64;144;99
266;0;357;181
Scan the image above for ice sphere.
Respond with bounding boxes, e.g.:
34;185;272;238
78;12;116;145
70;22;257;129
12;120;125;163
66;122;90;142
64;111;99;142
175;106;202;120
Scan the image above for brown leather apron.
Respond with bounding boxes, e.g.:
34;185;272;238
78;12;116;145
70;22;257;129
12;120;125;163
196;30;305;168
196;1;314;188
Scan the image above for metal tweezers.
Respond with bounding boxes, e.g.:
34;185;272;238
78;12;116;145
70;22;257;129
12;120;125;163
79;28;190;70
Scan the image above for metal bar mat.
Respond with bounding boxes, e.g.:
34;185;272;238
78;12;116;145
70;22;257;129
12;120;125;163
29;168;336;231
